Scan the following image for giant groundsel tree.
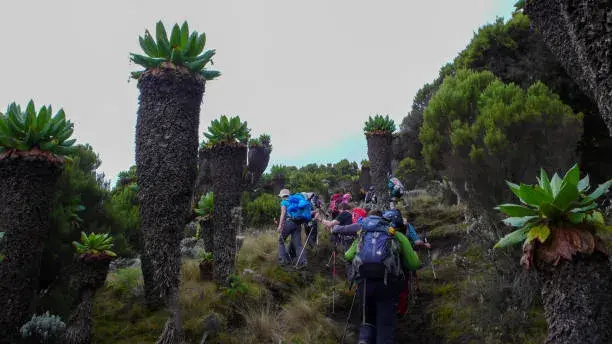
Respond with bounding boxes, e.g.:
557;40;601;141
495;164;612;343
364;114;396;207
0;101;76;343
131;20;219;343
201;115;271;283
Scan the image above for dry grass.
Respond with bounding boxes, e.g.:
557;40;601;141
242;303;282;342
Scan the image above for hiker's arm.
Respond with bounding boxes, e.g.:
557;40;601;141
396;232;420;270
318;217;339;230
331;223;360;235
344;239;358;262
406;223;431;248
278;206;287;232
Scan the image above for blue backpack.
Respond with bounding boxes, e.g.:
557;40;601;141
285;193;312;221
352;216;403;282
383;209;406;231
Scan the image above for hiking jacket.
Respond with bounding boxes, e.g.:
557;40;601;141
406;223;421;244
344;230;420;271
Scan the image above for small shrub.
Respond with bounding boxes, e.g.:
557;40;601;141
221;274;249;300
106;267;143;299
20;311;66;344
244;193;278;227
195;192;214;219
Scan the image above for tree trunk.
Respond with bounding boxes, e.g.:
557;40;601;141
0;154;62;344
247;146;271;185
525;0;612;136
538;252;612;344
141;250;163;310
63;257;111;344
194;147;213;205
136;65;204;342
210;144;247;284
366;133;393;207
359;165;371;189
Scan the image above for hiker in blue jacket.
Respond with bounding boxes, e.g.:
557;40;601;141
345;209;421;344
277;189;307;268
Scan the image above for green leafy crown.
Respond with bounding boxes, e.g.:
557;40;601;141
130;21;221;80
203;115;250;147
364;114;396;134
72;232;117;258
494;164;612;249
248;133;272;148
195;192;214;218
0;100;76;156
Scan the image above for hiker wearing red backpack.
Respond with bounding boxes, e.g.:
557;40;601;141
328;193;345;219
345;209;420;344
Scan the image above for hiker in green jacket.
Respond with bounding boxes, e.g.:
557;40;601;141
345;209;420;344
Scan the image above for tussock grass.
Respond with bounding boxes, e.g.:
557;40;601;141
105;266;143;299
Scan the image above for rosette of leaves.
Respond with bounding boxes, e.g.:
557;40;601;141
195;192;214;219
363;114;396;134
494;164;612;268
202;115;250;147
130;20;220;80
0;100;76;156
198;249;213;262
20;311;66;344
72;232;117;259
248;133;272;150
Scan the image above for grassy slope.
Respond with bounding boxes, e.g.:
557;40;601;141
92;191;548;343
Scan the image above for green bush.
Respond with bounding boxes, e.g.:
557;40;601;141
106;267;144;299
244;193;278;227
420;69;582;215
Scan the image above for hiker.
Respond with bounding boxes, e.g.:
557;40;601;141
395;211;432;317
342;192;352;204
345;209;420;344
277;189;310;268
318;202;354;246
364;186;377;205
329;193;344;218
303;192;323;249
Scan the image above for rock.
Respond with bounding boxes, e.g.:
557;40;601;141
184;221;199;237
199;313;223;344
180;238;206;258
108;257;141;272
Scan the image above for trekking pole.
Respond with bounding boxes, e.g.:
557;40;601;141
332;249;336;313
340;287;357;344
424;231;438;280
295;224;314;268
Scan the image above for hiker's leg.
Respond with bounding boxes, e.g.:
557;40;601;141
277;221;294;263
376;280;402;344
397;277;410;315
290;222;306;266
357;280;377;343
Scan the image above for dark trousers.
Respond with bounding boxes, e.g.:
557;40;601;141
357;278;403;344
278;219;306;265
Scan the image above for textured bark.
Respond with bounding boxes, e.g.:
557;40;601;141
194;147;213;204
136;65;204;342
63;257;111;344
537;252;612;344
525;0;612;136
366;132;393;207
0;155;62;344
199;218;214;253
247;146;271;185
141;250;163;310
359;165;371;188
210;144;247;284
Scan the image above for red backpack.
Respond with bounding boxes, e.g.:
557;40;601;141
351;208;367;224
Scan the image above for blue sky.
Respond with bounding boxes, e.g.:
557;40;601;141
0;0;517;183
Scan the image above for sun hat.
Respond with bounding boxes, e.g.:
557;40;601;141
278;189;291;198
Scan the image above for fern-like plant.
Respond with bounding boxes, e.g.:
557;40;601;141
72;232;117;258
202;115;250;147
363;114;396;134
494;164;611;268
194;192;214;219
0;100;76;156
130;21;220;80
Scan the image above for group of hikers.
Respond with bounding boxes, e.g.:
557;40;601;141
275;179;432;344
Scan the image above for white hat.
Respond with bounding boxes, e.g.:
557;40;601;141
278;189;291;197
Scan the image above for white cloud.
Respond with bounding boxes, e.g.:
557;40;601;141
0;0;515;182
